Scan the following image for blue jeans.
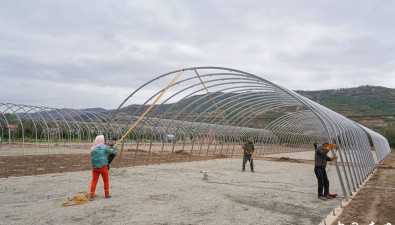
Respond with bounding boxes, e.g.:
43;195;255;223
242;155;254;171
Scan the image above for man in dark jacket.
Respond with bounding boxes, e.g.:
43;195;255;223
314;142;338;200
242;138;255;172
106;137;117;170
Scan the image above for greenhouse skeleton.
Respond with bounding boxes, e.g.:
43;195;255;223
0;67;391;201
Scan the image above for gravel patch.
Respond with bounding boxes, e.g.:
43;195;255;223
0;157;343;225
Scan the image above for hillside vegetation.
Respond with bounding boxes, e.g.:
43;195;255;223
297;85;395;147
113;85;395;147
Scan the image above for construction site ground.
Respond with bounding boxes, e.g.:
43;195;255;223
0;149;394;225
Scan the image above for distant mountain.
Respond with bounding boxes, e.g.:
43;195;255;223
296;85;395;117
296;85;395;147
113;85;395;131
7;85;394;146
114;85;395;146
79;107;108;113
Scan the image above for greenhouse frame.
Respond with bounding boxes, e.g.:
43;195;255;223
0;67;391;200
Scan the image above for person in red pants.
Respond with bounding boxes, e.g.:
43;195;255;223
90;135;116;200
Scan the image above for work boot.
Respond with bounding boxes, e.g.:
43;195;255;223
318;196;327;201
325;195;334;199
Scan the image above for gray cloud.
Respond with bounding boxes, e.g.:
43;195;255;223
1;0;394;109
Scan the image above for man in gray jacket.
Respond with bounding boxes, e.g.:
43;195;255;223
314;142;338;200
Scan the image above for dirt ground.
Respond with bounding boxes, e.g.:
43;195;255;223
331;150;395;225
0;148;228;178
1;148;394;224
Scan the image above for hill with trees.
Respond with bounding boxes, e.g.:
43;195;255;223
113;85;395;147
297;85;395;147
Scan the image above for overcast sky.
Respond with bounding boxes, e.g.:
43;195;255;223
1;0;394;109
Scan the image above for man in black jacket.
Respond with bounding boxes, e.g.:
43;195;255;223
314;142;338;200
106;137;117;170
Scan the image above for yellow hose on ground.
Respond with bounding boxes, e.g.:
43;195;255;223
61;181;91;207
61;193;90;207
59;68;187;208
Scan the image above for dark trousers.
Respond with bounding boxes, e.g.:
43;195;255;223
314;167;329;197
107;154;116;170
242;155;254;171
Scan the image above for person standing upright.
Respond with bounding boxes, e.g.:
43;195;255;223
314;142;338;200
90;135;116;200
106;137;117;170
242;138;255;172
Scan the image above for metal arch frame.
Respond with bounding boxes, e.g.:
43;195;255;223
310;108;363;195
41;106;74;154
0;103;27;154
52;108;83;152
85;112;108;137
0;103;14;154
359;124;391;162
277;90;382;199
110;68;290;157
154;84;295;132
75;110;102;142
9;103;40;154
112;70;273;129
112;66;390;150
169;92;296;159
62;108;95;144
259;112;305;155
315;104;376;187
0;117;5;147
19;105;51;153
280;92;353;199
108;66;390;200
263;110;328;151
317;108;366;190
121;77;281;163
1;67;391;200
126;78;260;130
112;68;282;156
0;103;127;155
156;89;298;160
95;111;123;139
30;105;64;153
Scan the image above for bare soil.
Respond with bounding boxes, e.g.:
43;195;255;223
0;148;227;178
262;156;315;164
1;147;394;224
331;150;395;224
